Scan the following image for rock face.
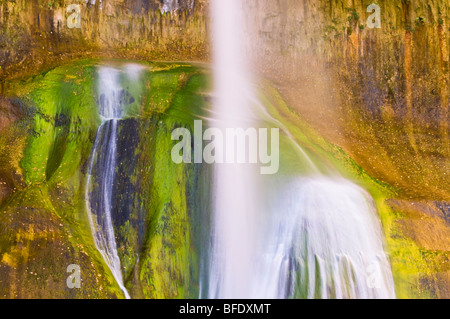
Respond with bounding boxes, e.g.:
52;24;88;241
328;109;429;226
0;0;209;82
246;0;449;200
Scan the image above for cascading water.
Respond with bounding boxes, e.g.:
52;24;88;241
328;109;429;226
251;177;396;299
205;0;396;299
85;66;140;299
205;0;262;299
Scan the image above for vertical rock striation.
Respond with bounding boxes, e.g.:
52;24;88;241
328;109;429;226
0;0;209;81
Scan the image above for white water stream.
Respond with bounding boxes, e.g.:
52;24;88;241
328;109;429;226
85;66;141;299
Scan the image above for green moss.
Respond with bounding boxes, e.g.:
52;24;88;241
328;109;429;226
2;59;213;299
137;68;210;299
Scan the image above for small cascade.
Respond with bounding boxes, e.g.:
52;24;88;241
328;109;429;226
85;66;142;299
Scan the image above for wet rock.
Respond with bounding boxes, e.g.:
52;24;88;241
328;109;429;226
0;0;209;81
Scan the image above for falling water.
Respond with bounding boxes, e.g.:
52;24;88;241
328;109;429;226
252;177;396;299
85;66;140;299
205;0;261;299
206;0;396;299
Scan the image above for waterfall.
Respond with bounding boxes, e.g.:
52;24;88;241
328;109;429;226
252;177;396;299
85;66;140;299
206;0;260;299
205;0;396;299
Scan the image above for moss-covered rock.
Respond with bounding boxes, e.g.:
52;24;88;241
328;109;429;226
0;60;211;298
